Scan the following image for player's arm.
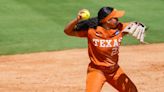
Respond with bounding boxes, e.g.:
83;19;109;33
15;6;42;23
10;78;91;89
64;9;91;37
64;17;89;37
64;16;81;36
121;23;130;36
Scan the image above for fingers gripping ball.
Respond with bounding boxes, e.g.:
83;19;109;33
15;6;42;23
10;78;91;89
78;9;90;20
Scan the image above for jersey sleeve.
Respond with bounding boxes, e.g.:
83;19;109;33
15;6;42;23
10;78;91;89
118;22;130;36
122;22;130;30
75;30;88;37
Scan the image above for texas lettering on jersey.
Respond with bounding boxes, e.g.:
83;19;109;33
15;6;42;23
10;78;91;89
92;37;122;47
92;37;122;56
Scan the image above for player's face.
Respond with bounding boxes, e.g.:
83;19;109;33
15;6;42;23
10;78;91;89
104;18;119;29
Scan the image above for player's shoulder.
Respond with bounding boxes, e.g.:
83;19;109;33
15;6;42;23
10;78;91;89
88;27;96;34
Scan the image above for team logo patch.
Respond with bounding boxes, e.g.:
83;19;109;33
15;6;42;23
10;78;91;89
115;30;120;35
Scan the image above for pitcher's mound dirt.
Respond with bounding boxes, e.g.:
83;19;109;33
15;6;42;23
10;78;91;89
0;43;164;92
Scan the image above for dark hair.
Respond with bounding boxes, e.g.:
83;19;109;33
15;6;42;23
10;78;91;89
75;17;98;31
98;7;114;21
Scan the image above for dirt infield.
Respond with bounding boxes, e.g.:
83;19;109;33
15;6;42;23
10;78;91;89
0;43;164;92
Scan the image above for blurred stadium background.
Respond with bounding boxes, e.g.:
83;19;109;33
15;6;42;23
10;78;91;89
0;0;164;55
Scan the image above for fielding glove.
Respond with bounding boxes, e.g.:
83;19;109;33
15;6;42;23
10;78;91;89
122;22;146;43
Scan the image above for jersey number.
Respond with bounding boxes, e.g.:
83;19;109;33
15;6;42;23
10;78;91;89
111;47;119;56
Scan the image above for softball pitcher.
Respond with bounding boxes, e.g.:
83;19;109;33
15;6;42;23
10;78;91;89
64;6;146;92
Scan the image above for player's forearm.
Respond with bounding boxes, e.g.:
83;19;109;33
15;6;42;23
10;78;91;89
64;17;80;36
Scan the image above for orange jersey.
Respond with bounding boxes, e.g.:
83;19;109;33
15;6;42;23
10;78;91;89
76;23;128;67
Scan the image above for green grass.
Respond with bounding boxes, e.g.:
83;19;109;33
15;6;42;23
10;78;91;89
0;0;164;55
